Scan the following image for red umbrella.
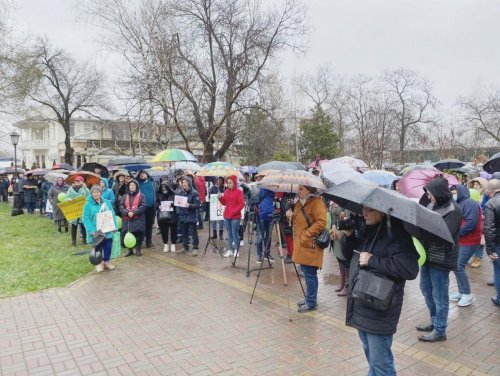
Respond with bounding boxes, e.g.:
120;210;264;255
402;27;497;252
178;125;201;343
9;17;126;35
398;169;460;199
66;171;100;187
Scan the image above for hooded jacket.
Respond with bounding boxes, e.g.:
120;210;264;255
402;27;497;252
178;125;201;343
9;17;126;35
455;184;482;245
48;180;69;222
219;175;245;220
137;170;156;208
156;182;177;223
423;177;462;270
194;175;207;203
484;190;500;255
99;177;116;203
83;196;117;244
258;188;275;221
119;180;147;233
176;178;201;223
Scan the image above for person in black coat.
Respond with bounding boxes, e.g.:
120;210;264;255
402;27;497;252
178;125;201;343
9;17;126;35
177;177;201;256
120;180;147;257
417;176;462;343
344;209;419;376
157;181;178;253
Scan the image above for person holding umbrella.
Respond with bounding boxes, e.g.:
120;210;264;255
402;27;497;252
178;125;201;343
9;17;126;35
417;177;462;342
341;207;419;375
286;185;327;313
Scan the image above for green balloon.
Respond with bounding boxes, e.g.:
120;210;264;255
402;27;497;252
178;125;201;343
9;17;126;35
412;237;426;267
116;216;122;230
469;188;481;203
58;193;67;202
124;232;136;248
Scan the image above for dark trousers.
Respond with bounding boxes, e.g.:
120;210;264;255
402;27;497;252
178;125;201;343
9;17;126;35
144;207;155;245
25;201;36;214
159;221;177;244
181;222;199;250
0;189;7;202
71;223;87;243
121;230;144;251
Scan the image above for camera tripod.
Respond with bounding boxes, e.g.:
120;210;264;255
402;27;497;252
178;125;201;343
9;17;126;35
201;216;225;260
249;215;306;321
231;209;273;277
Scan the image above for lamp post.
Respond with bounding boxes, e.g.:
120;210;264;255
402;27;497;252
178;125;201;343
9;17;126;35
10;130;23;216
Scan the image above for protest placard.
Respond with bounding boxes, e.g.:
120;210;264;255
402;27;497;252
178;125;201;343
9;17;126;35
57;196;86;221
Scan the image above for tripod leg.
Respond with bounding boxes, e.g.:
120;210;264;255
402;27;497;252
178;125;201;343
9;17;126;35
292;262;306;297
250;240;267;304
274;221;292;321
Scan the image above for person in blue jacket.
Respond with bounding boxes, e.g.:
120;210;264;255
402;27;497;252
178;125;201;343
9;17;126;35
137;170;157;248
83;184;118;272
99;177;116;203
257;188;276;263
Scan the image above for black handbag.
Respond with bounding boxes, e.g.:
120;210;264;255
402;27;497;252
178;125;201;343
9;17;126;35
300;205;330;249
352;269;396;311
351;223;396;311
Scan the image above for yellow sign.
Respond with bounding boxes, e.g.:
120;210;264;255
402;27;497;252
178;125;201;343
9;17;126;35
58;196;87;221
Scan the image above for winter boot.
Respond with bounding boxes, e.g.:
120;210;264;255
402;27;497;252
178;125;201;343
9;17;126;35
136;247;142;257
219;230;224;240
124;249;134;257
335;264;346;292
211;230;217;239
337;268;350;297
71;225;78;247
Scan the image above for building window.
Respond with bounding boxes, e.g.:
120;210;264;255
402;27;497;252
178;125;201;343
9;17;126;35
70;123;75;137
33;129;44;141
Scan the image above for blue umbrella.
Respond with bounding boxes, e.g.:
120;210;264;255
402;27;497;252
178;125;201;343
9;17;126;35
362;170;397;188
240;165;257;174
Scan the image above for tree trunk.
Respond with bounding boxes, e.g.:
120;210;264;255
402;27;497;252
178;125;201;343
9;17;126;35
63;127;74;165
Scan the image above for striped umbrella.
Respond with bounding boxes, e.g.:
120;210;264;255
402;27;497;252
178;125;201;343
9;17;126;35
257;170;327;193
197;162;242;178
150;149;198;166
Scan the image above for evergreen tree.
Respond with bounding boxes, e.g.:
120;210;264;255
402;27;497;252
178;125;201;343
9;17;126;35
299;105;339;163
22;159;27;170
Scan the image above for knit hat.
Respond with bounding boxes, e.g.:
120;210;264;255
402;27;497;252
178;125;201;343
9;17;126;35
90;184;103;193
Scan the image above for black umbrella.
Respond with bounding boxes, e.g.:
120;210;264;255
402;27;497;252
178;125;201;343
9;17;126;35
256;161;305;172
107;157;151;172
483;152;500;173
323;180;454;245
450;166;480;178
433;159;465;171
80;162;109;178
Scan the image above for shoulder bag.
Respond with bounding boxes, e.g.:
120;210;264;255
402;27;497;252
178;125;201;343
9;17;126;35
351;223;396;311
300;204;330;249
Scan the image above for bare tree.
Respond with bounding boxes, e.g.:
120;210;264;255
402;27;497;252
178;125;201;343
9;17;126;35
12;39;108;164
85;0;307;162
383;68;437;163
458;87;500;144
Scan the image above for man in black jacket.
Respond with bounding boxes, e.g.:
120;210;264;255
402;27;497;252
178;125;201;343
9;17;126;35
483;179;500;307
344;207;419;375
417;177;462;342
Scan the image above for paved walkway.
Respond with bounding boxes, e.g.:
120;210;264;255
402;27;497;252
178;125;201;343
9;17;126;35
0;226;499;376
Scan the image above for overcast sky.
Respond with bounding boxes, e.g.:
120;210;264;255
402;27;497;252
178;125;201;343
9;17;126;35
8;0;500;113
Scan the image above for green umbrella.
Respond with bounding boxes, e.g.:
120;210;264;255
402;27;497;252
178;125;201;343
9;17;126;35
150;149;198;166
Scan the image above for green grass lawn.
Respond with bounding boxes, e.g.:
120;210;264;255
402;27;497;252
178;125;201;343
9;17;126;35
0;203;93;297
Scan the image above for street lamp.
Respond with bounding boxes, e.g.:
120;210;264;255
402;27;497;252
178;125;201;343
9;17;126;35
9;130;23;216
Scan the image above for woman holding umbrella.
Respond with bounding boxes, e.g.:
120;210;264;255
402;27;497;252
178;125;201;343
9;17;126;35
286;185;327;313
48;177;69;232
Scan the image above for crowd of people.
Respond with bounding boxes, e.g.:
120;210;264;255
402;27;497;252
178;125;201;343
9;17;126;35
2;162;500;376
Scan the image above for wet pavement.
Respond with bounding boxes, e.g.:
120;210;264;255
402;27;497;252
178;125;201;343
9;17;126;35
0;225;499;375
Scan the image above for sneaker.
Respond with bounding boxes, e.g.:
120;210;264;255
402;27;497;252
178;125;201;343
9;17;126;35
458;294;474;307
256;257;263;264
233;250;239;258
240;240;245;246
223;250;233;258
192;248;198;257
95;262;104;273
487;279;495;286
170;244;176;252
449;292;462;302
103;262;115;270
265;254;275;263
163;244;169;253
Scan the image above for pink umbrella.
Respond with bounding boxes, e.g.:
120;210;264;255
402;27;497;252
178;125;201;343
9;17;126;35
307;159;329;169
398;169;460;199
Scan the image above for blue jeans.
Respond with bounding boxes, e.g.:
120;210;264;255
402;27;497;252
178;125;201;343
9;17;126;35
300;264;318;307
96;237;113;262
358;331;396;376
419;265;450;336
474;245;484;259
211;220;224;231
493;246;500;300
25;201;35;214
256;217;272;258
454;244;481;294
181;222;199;250
224;219;240;251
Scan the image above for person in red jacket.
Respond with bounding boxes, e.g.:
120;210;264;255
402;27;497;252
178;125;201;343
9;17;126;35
219;175;245;258
449;184;482;307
